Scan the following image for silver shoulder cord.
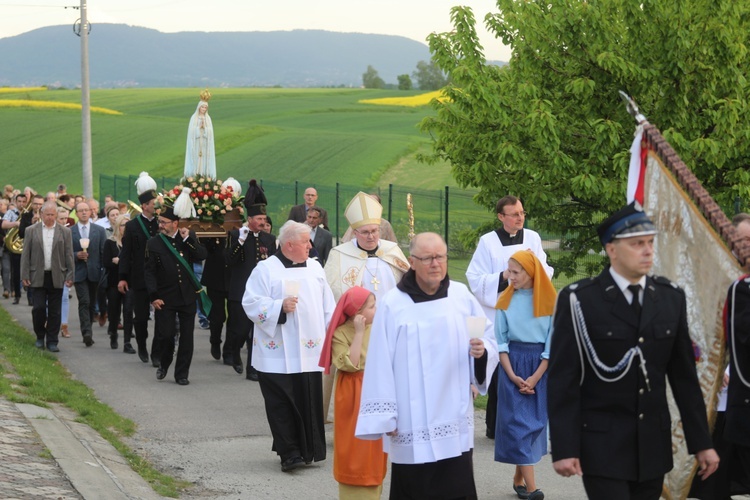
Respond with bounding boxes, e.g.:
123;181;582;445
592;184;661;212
570;292;651;391
729;279;750;388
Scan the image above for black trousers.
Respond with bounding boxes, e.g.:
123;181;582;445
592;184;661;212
257;371;326;463
582;475;663;500
225;299;254;367
74;279;98;337
107;286;133;342
207;287;227;347
10;253;21;298
31;272;63;346
390;450;477;500
132;288;163;359
157;302;196;381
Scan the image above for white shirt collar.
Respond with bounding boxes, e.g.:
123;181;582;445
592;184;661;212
608;267;646;304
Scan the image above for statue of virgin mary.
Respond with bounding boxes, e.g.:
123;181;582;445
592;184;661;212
184;89;217;179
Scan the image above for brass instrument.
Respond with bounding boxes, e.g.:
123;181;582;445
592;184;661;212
4;204;32;254
127;200;142;218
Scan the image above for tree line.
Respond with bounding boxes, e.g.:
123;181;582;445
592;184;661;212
362;60;448;90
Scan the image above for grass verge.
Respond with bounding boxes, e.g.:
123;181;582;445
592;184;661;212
0;306;190;498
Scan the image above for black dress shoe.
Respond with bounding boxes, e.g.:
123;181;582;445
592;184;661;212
223;358;233;366
513;483;530;499
280;456;305;472
138;349;149;363
176;378;190;386
47;344;60;353
151;358;160;368
210;343;221;360
246;371;259;382
233;364;243;374
109;334;118;350
156;368;167;380
83;334;94;347
12;297;20;304
35;339;44;349
123;343;136;354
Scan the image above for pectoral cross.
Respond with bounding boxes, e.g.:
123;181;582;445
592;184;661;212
371;276;380;291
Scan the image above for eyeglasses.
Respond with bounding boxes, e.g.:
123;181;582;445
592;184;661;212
502;211;527;218
411;254;448;264
356;228;380;238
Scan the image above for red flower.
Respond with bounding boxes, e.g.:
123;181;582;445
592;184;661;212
190;192;197;198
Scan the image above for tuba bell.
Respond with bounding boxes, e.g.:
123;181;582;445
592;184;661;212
4;204;32;255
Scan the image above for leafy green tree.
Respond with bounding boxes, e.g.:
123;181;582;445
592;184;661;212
362;65;386;89
421;3;750;276
397;74;413;90
412;60;448;90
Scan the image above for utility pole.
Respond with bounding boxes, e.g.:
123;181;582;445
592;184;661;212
78;0;93;199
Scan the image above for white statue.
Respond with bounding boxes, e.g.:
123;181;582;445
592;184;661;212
184;89;216;179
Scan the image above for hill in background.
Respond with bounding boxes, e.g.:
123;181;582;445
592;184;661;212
0;24;444;88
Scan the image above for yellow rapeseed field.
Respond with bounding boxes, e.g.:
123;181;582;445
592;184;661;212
0;87;47;94
359;91;447;107
0;99;122;115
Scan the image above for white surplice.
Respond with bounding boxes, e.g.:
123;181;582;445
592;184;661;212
465;228;552;322
242;256;335;374
354;282;499;464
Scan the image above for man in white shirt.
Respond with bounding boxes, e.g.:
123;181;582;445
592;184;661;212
20;201;74;351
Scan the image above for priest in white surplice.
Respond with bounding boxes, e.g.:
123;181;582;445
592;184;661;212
325;191;409;302
355;233;499;498
243;221;335;472
466;195;553;322
466;196;554;439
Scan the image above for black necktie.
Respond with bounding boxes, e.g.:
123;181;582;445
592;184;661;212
628;284;642;318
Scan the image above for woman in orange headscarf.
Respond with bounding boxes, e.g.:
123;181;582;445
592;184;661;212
319;286;387;499
494;249;557;500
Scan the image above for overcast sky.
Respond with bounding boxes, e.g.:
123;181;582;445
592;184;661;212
0;0;512;61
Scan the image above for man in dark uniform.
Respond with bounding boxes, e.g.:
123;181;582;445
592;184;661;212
723;275;750;494
118;190;160;365
548;202;719;499
145;208;207;386
224;202;276;380
201;235;231;361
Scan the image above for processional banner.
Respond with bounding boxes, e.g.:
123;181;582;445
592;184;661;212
640;124;747;499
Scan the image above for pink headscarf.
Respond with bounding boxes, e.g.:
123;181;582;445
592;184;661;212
318;286;372;375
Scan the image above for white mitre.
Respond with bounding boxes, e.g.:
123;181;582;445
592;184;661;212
345;192;382;230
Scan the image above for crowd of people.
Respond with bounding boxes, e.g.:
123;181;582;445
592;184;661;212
3;178;750;500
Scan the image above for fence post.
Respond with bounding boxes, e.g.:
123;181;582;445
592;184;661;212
444;186;450;248
335;183;340;241
388;184;393;222
294;181;299;205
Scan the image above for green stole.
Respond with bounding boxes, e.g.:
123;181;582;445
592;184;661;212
158;233;212;315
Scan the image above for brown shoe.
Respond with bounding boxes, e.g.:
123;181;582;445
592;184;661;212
98;312;107;327
60;324;70;338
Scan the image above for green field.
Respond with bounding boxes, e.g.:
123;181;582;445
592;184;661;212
1;87;456;196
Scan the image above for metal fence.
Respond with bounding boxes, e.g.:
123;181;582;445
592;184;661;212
102;175;747;287
99;175;490;252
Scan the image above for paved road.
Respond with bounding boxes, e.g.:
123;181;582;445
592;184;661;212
3;294;588;499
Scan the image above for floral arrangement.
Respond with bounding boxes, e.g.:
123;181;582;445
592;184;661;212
158;176;244;223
